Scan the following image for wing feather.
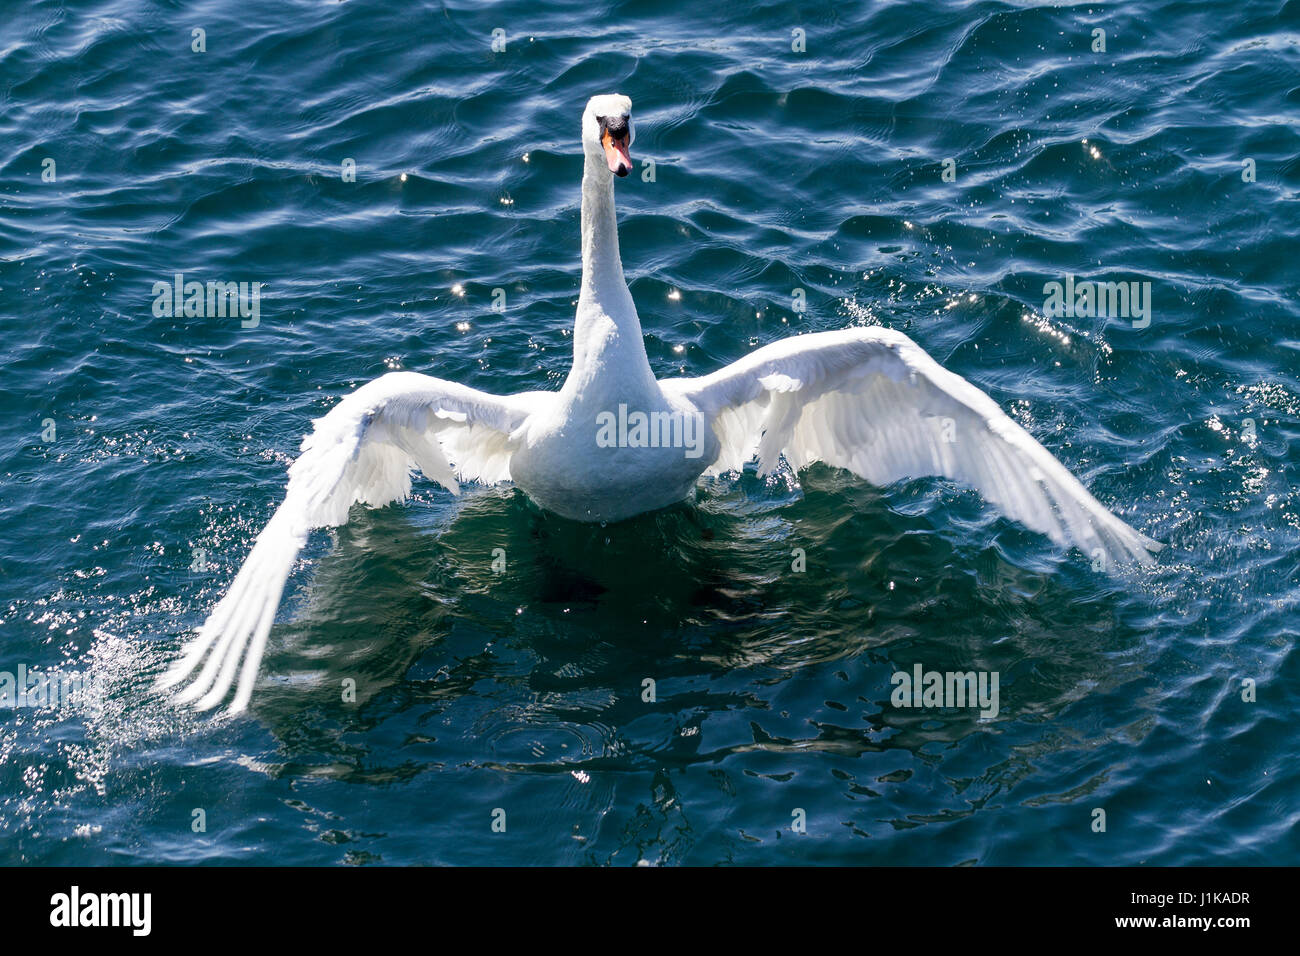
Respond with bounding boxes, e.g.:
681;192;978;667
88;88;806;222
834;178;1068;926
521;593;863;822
158;371;548;714
663;326;1161;566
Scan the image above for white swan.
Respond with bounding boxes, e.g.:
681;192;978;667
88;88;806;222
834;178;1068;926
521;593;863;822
158;93;1161;715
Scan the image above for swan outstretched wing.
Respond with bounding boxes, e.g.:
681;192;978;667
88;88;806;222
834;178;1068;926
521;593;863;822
662;326;1162;566
158;371;546;715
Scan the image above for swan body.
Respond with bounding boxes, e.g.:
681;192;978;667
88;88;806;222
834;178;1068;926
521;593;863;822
510;95;717;520
159;93;1161;715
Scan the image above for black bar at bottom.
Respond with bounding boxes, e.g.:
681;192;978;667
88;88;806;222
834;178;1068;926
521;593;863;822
0;865;1278;941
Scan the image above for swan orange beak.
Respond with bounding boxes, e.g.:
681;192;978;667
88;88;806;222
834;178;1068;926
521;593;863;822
602;129;632;177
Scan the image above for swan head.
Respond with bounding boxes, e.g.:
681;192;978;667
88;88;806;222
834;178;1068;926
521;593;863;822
582;93;634;178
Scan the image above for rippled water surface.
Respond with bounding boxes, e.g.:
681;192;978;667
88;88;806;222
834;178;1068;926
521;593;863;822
1;0;1297;865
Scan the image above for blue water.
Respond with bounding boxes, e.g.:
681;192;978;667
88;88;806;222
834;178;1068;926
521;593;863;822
1;0;1297;865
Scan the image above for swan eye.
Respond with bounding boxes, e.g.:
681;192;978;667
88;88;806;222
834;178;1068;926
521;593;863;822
598;115;630;138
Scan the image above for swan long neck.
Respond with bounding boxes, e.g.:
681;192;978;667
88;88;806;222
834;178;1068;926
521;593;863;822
567;144;656;397
579;161;626;304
